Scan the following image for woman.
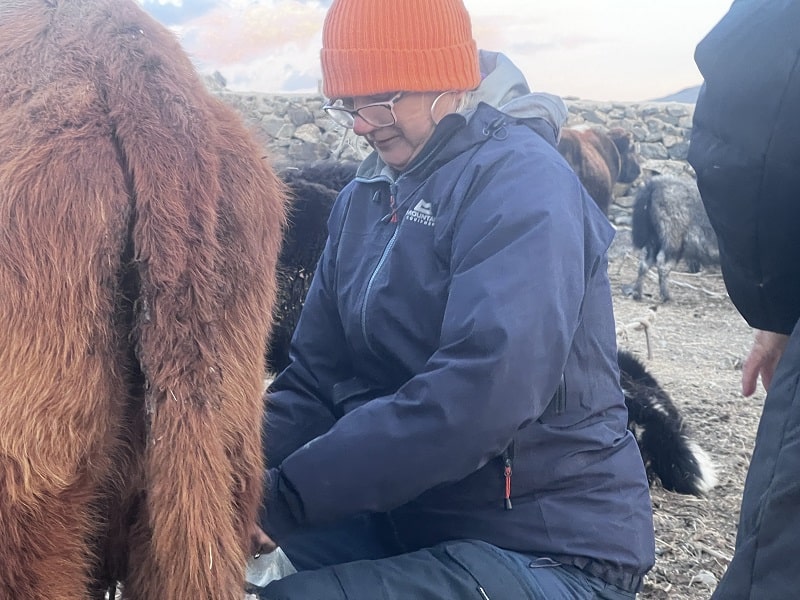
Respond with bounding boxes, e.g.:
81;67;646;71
256;0;654;597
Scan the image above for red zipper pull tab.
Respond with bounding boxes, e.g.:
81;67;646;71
502;443;514;510
389;193;398;223
504;460;513;510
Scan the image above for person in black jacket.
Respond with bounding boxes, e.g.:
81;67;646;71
688;1;800;598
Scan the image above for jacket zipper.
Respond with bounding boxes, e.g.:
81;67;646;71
361;182;401;354
385;185;398;223
553;375;566;414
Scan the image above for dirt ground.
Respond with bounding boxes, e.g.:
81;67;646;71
608;228;759;600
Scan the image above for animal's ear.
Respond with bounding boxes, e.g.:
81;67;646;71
608;127;633;153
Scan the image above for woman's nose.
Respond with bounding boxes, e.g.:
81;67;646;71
352;115;378;136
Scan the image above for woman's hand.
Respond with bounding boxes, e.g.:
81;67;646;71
251;524;277;557
742;329;790;396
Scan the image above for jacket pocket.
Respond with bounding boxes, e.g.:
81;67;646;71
441;540;532;599
331;377;394;416
536;375;586;428
538;375;566;418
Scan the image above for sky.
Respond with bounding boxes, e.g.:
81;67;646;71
138;0;735;102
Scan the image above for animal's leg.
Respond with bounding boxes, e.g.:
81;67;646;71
624;248;654;300
119;498;158;600
0;356;132;600
92;430;145;600
121;403;252;600
0;465;99;600
656;249;675;302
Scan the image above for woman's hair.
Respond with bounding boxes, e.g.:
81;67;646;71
320;0;480;98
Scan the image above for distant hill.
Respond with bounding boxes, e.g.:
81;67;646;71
649;85;701;104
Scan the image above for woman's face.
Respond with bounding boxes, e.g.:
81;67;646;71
350;91;460;172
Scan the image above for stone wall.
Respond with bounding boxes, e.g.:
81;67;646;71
213;86;697;223
561;99;696;223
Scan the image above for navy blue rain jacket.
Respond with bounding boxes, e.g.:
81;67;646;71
261;102;654;592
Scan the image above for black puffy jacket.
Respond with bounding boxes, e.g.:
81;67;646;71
688;0;800;334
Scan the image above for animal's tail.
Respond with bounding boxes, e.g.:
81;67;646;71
104;5;286;598
631;180;655;251
618;350;717;496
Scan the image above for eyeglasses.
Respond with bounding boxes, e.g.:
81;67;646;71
323;92;405;129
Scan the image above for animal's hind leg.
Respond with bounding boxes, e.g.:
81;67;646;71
0;466;99;600
656;249;675;302
623;248;654;300
121;406;250;600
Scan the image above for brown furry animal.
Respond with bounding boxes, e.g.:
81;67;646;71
0;1;286;599
557;126;641;214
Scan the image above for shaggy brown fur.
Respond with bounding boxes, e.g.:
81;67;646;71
0;1;286;598
557;126;641;215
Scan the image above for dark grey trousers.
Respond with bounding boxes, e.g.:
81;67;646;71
255;515;634;600
712;319;800;599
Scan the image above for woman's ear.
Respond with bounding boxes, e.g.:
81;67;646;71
431;90;467;123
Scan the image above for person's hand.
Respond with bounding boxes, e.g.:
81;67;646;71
250;524;277;557
741;329;790;396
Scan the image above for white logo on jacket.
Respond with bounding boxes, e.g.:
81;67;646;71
406;199;435;226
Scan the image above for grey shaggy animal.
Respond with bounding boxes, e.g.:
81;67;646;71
625;174;719;302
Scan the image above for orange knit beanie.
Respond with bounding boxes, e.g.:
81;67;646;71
321;0;481;98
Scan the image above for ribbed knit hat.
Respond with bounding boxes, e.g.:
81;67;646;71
321;0;481;98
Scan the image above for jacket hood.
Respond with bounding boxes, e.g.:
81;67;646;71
464;50;568;141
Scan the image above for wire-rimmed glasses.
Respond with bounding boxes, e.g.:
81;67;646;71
323;92;405;129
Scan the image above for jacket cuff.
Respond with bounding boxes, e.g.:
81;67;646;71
259;467;305;542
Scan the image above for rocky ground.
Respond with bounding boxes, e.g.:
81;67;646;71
608;228;758;600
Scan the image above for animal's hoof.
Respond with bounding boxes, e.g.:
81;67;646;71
621;284;641;300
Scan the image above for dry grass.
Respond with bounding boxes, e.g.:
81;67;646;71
609;229;759;600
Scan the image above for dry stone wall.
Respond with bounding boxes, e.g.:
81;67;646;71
212;86;697;224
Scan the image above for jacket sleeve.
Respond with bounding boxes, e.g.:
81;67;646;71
263;148;612;539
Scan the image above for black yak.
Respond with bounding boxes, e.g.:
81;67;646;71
268;160;360;374
624;174;720;302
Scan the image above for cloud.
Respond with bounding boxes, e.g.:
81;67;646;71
185;2;323;63
139;0;215;25
138;0;734;101
149;0;324;93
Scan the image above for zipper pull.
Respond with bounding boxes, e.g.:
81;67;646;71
389;192;398;223
504;459;513;510
482;117;508;140
502;443;514;510
381;182;399;224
